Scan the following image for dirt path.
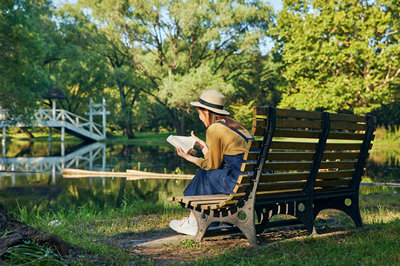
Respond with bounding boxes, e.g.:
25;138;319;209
97;224;351;265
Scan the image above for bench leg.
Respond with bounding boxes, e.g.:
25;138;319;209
313;195;363;228
296;201;317;235
236;223;257;246
192;212;212;242
191;208;258;246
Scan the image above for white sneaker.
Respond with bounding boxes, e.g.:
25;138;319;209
169;216;198;236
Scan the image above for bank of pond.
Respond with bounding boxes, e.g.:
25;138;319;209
0;139;399;213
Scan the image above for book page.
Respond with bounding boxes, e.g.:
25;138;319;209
167;135;196;153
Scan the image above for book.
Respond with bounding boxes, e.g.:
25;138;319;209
167;135;196;153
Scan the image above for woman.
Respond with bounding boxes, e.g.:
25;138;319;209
169;89;254;236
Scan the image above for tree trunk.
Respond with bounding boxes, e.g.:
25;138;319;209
180;111;186;135
19;127;35;139
0;204;69;257
116;80;136;139
166;108;184;135
124;126;136;139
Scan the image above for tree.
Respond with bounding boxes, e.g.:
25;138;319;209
0;0;56;120
49;9;110;115
271;0;400;114
78;0;273;134
58;3;152;138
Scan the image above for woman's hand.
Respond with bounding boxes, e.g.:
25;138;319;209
191;131;208;155
177;147;198;164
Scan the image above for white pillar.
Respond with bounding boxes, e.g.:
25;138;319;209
52;100;56;120
49;127;52;142
102;97;106;137
2;127;5;144
89;98;93;134
89;149;93;170
61;109;65;143
52;164;56;184
2;127;5;158
102;144;106;171
61;140;65;157
61;126;65;142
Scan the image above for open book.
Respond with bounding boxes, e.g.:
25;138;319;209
167;135;196;153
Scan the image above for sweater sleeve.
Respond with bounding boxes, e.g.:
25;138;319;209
194;124;224;170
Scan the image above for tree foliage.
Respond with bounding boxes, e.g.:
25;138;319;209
0;0;55;118
272;0;400;114
79;0;273;134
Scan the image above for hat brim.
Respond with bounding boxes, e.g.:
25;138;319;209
190;101;230;115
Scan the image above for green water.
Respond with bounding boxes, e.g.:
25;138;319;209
0;141;398;212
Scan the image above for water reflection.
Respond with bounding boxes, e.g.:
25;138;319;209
0;140;399;213
367;148;400;183
0;141;194;212
0;142;107;185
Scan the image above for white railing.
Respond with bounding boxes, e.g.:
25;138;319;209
34;109;104;138
1;98;108;142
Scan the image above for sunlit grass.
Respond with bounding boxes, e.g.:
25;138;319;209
8;185;400;265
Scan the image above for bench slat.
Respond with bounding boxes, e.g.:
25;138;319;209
330;113;367;122
320;161;357;169
167;195;229;203
237;170;355;186
317;169;355;179
271;141;318;150
254;107;366;123
243;151;360;161
330;121;366;131
201;200;241;210
324;142;365;150
237;173;308;185
241;161;312;172
250;140;366;151
253;127;368;139
276;119;323;129
253;119;323;130
242;160;357;172
234;181;306;193
272;129;321;139
250;140;319;150
228;190;304;201
254;106;322;119
315;179;351;187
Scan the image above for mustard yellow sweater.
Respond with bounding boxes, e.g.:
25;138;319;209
195;121;252;170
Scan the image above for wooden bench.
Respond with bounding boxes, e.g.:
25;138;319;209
168;106;375;246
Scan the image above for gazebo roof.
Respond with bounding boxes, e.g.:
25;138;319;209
42;87;66;99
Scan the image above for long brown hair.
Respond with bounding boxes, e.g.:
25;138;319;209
198;107;246;130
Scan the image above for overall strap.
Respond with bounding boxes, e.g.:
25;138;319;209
216;121;255;143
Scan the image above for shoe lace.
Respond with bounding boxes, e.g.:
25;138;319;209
178;217;190;226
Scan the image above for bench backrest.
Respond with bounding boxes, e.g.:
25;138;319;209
231;106;375;202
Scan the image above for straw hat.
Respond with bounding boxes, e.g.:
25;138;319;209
190;90;230;115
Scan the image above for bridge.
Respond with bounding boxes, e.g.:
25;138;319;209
0;98;109;143
0;142;107;185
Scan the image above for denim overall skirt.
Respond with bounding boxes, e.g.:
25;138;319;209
184;122;254;196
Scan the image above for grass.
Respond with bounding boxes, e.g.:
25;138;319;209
7;199;187;264
3;186;399;265
374;125;400;147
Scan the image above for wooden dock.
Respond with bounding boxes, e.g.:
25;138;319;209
62;168;193;180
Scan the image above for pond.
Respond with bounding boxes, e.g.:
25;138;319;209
0;140;399;213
